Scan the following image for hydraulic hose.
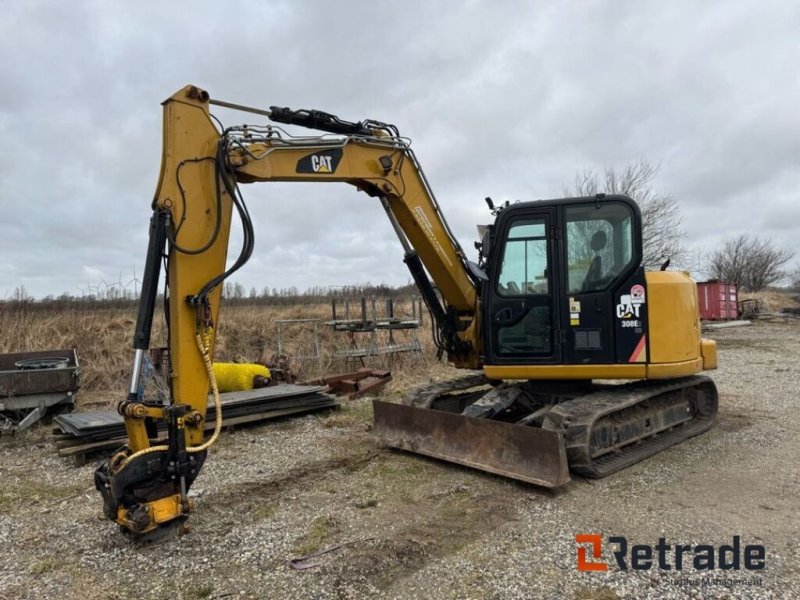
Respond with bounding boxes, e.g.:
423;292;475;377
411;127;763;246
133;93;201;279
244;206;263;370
119;440;168;467
119;327;222;467
187;328;222;453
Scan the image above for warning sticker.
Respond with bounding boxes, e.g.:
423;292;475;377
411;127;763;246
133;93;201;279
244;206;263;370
631;284;646;304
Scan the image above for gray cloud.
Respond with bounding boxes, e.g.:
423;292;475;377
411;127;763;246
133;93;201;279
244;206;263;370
1;0;798;298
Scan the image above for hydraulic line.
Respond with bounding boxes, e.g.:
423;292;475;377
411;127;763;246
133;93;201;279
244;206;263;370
191;139;255;304
170;156;220;254
118;328;222;467
188;328;222;453
120;438;168;466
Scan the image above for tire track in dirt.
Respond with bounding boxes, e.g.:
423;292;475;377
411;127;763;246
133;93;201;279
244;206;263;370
197;432;522;594
328;493;517;594
199;441;384;522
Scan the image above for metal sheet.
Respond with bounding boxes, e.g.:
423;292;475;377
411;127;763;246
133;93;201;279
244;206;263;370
372;400;570;488
54;384;339;442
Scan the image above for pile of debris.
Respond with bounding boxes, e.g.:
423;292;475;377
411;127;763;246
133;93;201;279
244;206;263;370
53;368;391;465
53;384;339;464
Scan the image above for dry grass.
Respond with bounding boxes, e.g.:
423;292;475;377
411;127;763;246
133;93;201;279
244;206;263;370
739;290;799;313
0;299;445;406
0;304;139;393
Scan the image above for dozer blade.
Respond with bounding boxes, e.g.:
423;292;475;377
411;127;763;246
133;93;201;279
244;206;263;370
372;400;570;488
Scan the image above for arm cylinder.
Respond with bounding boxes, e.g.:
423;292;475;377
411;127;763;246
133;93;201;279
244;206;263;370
133;210;169;350
127;210;168;400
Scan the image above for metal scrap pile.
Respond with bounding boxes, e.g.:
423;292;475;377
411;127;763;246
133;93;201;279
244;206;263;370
53;367;391;464
53;384;340;464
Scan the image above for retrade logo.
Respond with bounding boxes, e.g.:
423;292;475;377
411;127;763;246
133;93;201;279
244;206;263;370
575;534;766;572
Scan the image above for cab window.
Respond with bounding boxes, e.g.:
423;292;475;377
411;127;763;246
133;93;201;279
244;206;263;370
497;219;548;296
566;202;634;294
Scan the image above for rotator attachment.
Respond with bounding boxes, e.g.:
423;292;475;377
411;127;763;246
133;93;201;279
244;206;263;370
94;402;207;537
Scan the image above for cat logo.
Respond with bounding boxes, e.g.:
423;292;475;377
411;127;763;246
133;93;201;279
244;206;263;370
616;294;641;319
311;155;333;172
296;148;343;174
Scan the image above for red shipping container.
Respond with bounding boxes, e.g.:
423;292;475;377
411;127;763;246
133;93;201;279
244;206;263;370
697;281;738;320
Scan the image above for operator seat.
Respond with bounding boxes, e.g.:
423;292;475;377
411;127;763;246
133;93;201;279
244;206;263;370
581;230;607;291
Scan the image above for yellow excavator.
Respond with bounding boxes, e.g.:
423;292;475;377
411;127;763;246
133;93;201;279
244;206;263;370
95;85;718;539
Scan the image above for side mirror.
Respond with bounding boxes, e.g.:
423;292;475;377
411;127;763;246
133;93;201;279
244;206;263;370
479;225;492;260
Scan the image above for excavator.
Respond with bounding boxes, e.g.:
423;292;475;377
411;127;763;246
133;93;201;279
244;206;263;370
94;85;719;539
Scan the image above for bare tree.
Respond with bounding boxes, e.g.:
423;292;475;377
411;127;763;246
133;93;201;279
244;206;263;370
222;281;246;300
708;235;794;292
567;160;685;269
790;265;800;291
10;285;33;303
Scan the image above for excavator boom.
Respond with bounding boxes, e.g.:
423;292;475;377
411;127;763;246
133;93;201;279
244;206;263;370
96;85;487;537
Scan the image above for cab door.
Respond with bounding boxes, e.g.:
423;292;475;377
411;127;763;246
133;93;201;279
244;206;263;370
560;200;642;365
483;208;560;364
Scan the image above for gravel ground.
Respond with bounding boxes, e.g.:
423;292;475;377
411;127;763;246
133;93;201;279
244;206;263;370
1;320;798;599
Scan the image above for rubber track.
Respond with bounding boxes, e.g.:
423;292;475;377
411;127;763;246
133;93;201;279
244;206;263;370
402;372;489;408
542;375;718;478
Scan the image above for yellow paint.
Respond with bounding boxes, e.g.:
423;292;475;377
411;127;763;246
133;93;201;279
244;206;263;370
123;419;150;453
235;138;478;315
646;358;704;378
127;84;485;455
152;86;234;447
116;493;184;533
484;363;647;380
121;403;166;453
645;271;703;365
150;494;184;524
700;338;717;370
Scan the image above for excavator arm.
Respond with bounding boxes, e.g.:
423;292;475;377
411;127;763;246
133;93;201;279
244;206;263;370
95;85;482;537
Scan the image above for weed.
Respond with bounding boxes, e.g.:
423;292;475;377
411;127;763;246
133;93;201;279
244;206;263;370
575;587;620;600
252;504;277;521
0;491;14;512
0;301;441;396
293;515;339;555
320;409;361;429
190;583;215;599
29;556;59;575
321;400;373;428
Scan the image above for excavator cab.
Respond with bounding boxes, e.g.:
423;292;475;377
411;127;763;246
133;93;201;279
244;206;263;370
483;196;644;369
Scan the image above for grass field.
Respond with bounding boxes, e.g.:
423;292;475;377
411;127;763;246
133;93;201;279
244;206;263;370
0;298;447;405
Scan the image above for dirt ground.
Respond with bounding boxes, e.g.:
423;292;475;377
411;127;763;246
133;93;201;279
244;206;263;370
1;320;799;599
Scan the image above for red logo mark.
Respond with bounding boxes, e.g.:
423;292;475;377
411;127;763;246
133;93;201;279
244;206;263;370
576;534;609;571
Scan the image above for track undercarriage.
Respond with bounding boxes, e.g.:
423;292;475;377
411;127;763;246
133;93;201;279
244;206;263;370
373;374;718;486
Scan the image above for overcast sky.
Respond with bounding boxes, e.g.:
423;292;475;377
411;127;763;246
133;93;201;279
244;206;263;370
1;0;798;298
